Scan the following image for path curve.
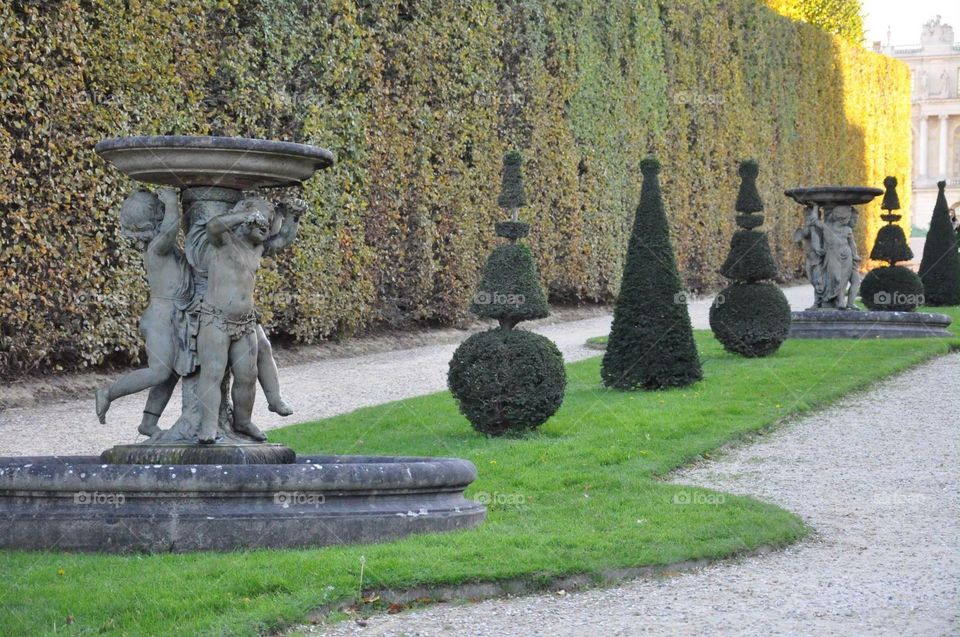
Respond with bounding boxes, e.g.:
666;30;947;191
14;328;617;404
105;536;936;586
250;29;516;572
308;352;960;637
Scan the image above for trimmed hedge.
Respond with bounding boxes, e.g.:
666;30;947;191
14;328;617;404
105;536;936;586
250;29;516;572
0;0;911;377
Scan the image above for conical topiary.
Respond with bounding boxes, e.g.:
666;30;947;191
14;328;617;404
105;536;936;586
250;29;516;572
601;157;701;389
918;181;960;306
449;150;566;436
710;160;791;357
862;176;923;311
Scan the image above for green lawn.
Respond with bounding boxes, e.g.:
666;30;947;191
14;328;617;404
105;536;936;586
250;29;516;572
2;310;958;636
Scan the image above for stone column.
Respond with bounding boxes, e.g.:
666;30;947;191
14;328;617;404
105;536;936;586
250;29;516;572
919;116;928;179
938;114;949;178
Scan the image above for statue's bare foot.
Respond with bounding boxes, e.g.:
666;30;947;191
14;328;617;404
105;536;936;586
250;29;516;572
138;423;160;437
268;398;293;417
95;388;110;424
233;421;268;442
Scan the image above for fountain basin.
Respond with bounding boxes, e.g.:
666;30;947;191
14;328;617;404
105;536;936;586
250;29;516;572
785;186;883;207
789;309;953;339
95;135;334;190
0;454;485;552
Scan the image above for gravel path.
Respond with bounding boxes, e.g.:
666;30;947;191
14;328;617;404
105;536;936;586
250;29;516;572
0;285;811;457
307;352;960;637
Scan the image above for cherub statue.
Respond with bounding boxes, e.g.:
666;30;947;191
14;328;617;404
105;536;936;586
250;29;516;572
196;197;302;444
820;205;860;310
95;188;192;435
794;204;824;309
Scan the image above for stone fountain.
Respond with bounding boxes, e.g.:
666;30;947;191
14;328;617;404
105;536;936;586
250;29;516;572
785;186;952;338
0;136;484;552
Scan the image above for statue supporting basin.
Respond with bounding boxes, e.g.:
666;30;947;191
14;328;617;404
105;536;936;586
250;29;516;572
0;136;484;552
785;185;952;338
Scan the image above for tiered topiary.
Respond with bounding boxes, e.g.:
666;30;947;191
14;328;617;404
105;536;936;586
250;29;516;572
601;157;702;389
448;151;566;436
918;181;960;306
860;176;924;311
709;160;791;357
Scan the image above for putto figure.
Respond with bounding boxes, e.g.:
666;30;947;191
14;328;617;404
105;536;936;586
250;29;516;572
96;188;192;435
95;186;304;445
196;197;302;444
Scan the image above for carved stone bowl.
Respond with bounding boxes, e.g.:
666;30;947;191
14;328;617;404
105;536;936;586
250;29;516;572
784;186;883;207
95;135;334;190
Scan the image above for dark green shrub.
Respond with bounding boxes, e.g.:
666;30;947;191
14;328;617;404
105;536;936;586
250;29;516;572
711;160;790;357
601;158;702;390
870;224;913;263
448;329;566;436
861;266;924;311
718;230;779;282
862;176;922;311
450;149;565;435
869;176;913;264
709;283;791;357
496;150;527;212
918;181;960;306
470;241;549;327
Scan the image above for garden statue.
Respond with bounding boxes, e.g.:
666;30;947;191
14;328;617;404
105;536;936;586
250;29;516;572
794;205;824;308
0;135;485;553
792;196;865;310
96;188;191;436
820;204;861;310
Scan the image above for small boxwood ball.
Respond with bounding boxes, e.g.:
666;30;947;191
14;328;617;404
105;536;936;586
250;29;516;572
860;266;924;311
709;282;791;357
448;328;566;436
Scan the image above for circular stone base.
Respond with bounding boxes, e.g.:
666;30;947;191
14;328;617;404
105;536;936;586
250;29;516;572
0;455;484;552
100;443;296;465
789;310;953;339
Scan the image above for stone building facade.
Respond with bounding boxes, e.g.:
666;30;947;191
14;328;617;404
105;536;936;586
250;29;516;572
877;16;960;228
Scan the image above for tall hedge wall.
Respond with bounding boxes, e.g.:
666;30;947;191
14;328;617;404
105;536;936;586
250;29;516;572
0;0;911;377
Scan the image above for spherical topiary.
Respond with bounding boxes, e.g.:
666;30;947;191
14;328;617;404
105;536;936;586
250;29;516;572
711;160;790;357
860;266;925;311
448;329;566;436
709;283;791;357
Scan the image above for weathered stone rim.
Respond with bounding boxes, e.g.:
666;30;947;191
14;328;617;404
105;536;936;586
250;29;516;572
0;454;479;493
95;135;334;167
